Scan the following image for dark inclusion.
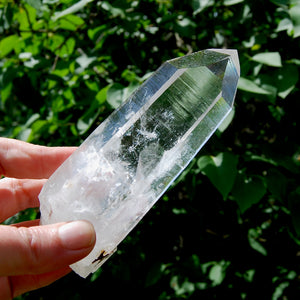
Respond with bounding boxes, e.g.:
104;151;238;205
92;250;110;264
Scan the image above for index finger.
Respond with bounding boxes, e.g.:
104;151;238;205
0;138;77;179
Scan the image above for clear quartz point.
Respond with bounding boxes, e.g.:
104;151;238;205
39;49;240;278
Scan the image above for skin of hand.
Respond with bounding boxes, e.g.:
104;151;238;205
0;138;96;299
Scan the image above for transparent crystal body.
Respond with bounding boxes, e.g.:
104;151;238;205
39;49;240;278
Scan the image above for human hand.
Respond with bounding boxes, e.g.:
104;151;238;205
0;138;96;299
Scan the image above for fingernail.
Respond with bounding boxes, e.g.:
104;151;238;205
59;221;96;250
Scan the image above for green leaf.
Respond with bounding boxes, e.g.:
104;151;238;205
266;168;287;200
289;4;300;38
209;264;223;285
0;35;19;58
100;1;125;18
232;174;266;213
76;86;109;135
192;0;214;15
175;17;196;38
51;97;65;113
251;52;282;67
17;4;36;33
106;83;125;109
3;207;38;225
77;108;100;135
248;228;267;256
276;64;299;98
276;18;294;35
197;152;238;199
145;262;163;287
273;282;290;300
238;77;272;94
28;120;49;142
106;82;139;109
23;0;42;10
224;0;244;6
244;269;255;282
170;276;195;296
289;188;300;235
52;0;94;21
90;267;103;282
60;37;76;57
217;108;235;133
96;85;110;104
47;34;64;54
56;14;85;31
16;113;40;141
88;25;106;41
0;82;13;105
208;261;230;286
76;54;97;70
270;0;289;5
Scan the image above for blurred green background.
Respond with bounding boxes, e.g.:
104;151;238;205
1;0;300;298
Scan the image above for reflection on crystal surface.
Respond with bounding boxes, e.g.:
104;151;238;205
39;49;240;278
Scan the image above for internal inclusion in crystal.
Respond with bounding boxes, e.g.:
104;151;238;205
39;49;240;278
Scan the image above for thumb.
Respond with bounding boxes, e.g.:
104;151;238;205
0;221;96;276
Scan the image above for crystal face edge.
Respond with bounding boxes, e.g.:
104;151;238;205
168;49;240;76
39;49;240;278
208;49;240;76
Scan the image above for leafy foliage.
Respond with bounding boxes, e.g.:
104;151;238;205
1;0;300;299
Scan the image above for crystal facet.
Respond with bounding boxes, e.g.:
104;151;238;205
39;49;240;278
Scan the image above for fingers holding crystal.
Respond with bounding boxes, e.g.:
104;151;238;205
0;220;96;300
0;178;45;223
0;221;96;277
0;138;76;179
7;266;72;299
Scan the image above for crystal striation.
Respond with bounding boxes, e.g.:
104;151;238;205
39;49;240;278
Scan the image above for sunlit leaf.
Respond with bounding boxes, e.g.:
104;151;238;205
251;52;282;67
59;37;76;56
248;228;267;256
192;0;214;15
208;261;230;286
77;107;100;135
100;1;125;18
52;0;94;20
0;35;19;58
17;4;36;33
224;0;244;5
276;18;294;35
289;4;300;38
238;77;272;94
106;83;126;109
170;276;195;296
76;54;97;70
0;82;13;105
57;14;85;31
273;282;290;300
96;85;110;104
106;82;139;109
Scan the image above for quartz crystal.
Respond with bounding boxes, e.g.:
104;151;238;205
39;49;240;278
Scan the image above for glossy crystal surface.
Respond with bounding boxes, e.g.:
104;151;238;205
39;49;240;277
